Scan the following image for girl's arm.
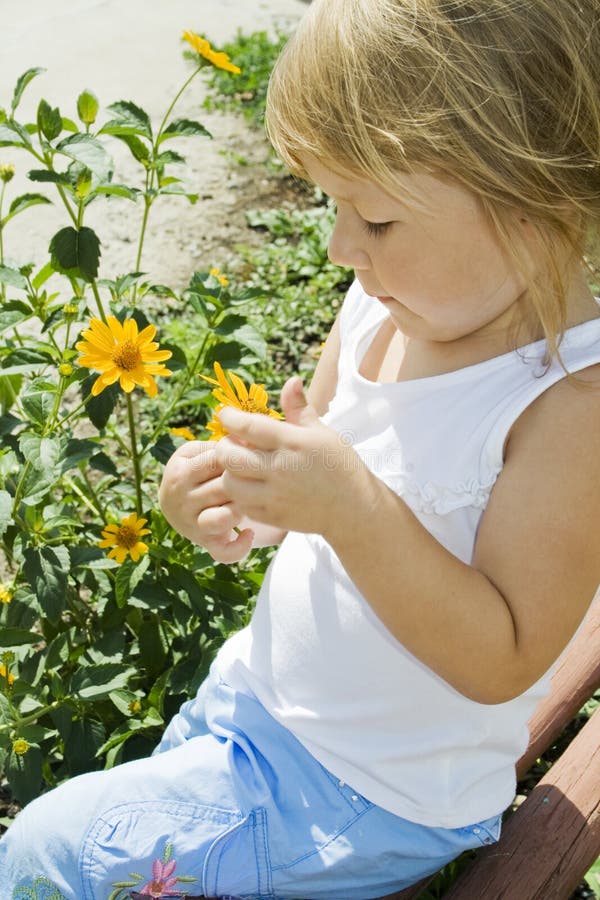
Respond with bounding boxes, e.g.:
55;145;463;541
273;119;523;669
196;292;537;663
215;362;600;704
324;367;600;704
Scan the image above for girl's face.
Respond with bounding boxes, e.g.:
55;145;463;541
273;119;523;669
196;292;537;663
301;154;527;345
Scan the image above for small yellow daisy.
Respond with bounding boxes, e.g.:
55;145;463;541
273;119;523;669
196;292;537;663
98;513;151;565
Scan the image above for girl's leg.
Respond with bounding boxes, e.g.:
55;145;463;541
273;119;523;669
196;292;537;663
1;672;270;900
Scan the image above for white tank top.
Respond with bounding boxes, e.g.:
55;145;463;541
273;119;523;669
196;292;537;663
214;280;600;828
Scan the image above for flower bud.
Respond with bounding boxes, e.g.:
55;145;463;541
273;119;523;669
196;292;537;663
0;163;15;184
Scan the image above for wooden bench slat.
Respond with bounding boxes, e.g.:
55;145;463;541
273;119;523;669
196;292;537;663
441;706;600;900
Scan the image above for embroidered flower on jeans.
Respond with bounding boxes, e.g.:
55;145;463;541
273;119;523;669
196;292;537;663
109;842;198;899
138;858;179;897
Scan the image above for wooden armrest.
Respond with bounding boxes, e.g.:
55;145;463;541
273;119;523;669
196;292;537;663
442;706;600;900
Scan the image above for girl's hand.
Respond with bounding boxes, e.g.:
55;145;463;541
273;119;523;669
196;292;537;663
215;377;368;538
158;441;255;563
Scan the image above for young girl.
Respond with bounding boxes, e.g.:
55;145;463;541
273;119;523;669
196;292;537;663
3;1;600;898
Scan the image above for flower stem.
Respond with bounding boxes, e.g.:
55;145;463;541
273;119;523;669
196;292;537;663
0;180;6;301
90;280;108;322
127;393;143;514
155;65;203;144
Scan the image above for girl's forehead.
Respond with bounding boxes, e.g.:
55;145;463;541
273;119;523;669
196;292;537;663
299;152;479;217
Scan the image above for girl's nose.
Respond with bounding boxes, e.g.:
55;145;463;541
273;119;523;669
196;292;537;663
328;207;371;271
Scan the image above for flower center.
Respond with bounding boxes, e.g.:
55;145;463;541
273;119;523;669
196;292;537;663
148;883;164;897
115;525;139;549
241;400;268;414
112;340;142;371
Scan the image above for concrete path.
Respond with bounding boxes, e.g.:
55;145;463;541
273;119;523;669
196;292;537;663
1;0;307;116
0;0;308;287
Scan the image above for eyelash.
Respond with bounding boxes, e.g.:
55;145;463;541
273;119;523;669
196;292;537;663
329;200;393;238
362;220;393;238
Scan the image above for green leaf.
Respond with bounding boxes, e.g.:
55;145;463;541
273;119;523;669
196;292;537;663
83;378;119;429
19;432;63;471
1;193;52;227
0;121;31;147
148;433;177;465
0;628;41;647
230;323;267;359
0;372;22;412
110;133;150;163
60;437;99;472
55;134;114;181
0;489;12;537
7;744;43;805
77;89;99;125
0;265;28;289
89;449;119;476
102;100;153;139
139;617;168;675
115;554;150;608
37;99;62;141
32;261;54;290
20;380;56;427
23;546;69;621
93;184;140;200
71;663;135;700
61;716;106;775
49;225;101;281
214;312;247;335
153;150;186;167
159;118;212;142
11;67;46;115
27;169;72;185
108;689;141;716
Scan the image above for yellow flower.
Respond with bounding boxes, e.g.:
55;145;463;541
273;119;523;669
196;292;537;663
12;738;29;756
182;30;241;74
0;584;12;604
128;699;142;715
0;663;15;685
0;163;15;184
76;316;172;398
58;363;74;377
200;362;283;440
170;426;196;441
209;268;228;287
98;513;151;565
63;303;79;317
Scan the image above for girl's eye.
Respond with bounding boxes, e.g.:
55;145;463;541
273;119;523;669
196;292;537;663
363;219;393;238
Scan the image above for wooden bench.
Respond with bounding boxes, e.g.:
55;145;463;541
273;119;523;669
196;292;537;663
387;595;600;900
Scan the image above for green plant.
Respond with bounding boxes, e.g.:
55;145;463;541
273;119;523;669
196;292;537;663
199;29;289;127
239;199;353;386
0;34;275;807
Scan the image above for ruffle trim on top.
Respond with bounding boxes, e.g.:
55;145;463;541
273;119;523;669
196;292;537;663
380;467;502;516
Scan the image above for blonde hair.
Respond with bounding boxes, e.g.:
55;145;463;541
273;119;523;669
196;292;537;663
266;0;600;360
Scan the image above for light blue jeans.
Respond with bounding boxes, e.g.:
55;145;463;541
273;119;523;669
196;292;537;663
1;666;502;900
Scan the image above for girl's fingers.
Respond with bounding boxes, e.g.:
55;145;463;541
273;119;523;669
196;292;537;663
218;407;284;451
206;527;255;564
215;436;273;480
197;503;240;537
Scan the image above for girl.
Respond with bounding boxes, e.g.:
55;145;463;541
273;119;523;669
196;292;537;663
3;1;600;898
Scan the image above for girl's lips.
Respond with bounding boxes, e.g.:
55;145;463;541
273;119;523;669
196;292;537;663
377;295;394;303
